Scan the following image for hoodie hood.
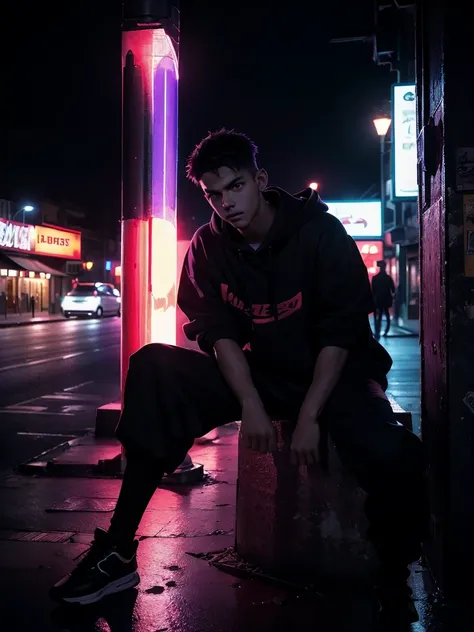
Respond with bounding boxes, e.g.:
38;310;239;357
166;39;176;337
209;187;329;252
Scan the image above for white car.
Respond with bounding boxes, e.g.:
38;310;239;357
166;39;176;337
62;283;121;319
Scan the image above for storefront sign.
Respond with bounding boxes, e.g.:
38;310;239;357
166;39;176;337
34;225;81;260
392;83;417;199
356;240;384;281
326;201;382;239
0;219;34;252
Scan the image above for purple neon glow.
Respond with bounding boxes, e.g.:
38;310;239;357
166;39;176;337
152;33;178;226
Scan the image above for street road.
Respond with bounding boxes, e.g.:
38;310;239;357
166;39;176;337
0;318;120;473
0;317;420;474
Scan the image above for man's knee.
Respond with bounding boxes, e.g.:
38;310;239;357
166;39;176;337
130;343;174;371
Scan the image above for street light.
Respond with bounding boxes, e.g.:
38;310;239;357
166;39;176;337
373;117;391;137
309;182;319;191
373;116;391;234
13;205;35;224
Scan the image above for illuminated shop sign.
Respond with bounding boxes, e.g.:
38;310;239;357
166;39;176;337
326;201;383;239
34;225;82;260
392;83;417;199
356;240;384;279
0;220;34;252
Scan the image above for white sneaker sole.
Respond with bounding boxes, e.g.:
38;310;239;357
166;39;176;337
62;571;140;605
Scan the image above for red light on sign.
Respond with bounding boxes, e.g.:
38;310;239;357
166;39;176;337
356;241;384;282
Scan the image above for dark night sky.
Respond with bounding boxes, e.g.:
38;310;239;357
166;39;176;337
0;0;394;239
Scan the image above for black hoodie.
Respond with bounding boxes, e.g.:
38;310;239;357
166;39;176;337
178;187;392;387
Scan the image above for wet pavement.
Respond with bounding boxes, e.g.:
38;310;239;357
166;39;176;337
0;312;65;327
381;335;421;437
0;423;469;632
1;334;470;631
0;318;120;473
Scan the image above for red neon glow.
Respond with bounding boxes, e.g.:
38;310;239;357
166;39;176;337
149;218;177;345
121;218;177;395
356;240;384;282
121;27;178;396
121;220;149;397
176;239;200;350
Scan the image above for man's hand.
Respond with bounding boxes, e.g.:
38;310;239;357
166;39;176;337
241;396;277;453
290;417;321;466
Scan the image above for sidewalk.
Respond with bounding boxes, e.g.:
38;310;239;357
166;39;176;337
398;319;420;335
369;316;418;338
0;427;453;632
382;335;421;436
386;322;418;337
0;312;64;328
0;339;464;631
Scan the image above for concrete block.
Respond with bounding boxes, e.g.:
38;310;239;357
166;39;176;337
95;402;121;437
235;398;413;589
235;421;377;591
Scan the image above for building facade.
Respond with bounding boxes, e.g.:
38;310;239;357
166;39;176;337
0;214;82;316
373;1;418;332
0;197;121;317
331;1;419;332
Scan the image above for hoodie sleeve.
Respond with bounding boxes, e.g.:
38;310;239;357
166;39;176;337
177;230;247;354
313;214;374;349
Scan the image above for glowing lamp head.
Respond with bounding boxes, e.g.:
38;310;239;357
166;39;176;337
309;182;319;191
373;117;391;137
23;205;34;212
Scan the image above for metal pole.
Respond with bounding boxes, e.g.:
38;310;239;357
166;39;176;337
121;2;202;482
121;44;146;399
121;0;180;397
380;134;385;236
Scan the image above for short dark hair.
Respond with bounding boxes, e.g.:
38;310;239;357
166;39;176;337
186;129;258;185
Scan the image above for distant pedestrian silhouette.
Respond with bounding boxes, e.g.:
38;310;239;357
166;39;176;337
371;260;395;338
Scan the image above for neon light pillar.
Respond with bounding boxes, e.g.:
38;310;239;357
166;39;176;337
121;5;179;397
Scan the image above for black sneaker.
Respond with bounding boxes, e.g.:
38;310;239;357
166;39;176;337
50;528;140;605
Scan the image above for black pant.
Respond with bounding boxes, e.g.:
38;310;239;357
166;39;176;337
374;306;391;337
114;343;429;573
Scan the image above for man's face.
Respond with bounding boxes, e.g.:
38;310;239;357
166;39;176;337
200;166;268;231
